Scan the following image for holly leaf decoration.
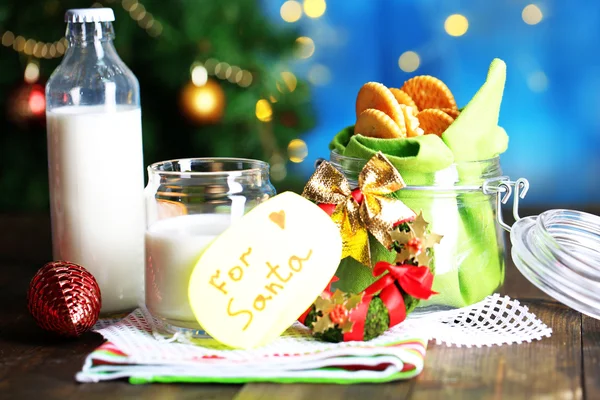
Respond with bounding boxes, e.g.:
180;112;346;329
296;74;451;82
339;320;354;334
344;292;364;311
313;314;334;334
423;232;443;248
315;295;334;314
311;290;364;335
411;212;429;238
395;247;414;264
390;211;443;266
415;249;432;267
389;229;412;245
331;289;346;305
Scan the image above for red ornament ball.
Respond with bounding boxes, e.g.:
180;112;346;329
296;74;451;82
27;261;101;337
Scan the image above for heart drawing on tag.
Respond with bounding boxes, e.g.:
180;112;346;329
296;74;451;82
269;210;286;230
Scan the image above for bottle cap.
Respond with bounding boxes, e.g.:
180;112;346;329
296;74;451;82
64;8;115;23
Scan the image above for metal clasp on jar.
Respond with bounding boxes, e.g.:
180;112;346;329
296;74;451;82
483;177;530;232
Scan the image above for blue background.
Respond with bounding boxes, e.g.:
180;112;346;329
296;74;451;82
263;0;600;206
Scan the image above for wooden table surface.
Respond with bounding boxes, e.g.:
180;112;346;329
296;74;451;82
0;211;598;400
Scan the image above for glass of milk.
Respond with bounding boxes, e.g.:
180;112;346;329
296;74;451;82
144;158;276;333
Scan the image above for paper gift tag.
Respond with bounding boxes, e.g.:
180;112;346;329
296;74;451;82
188;191;342;349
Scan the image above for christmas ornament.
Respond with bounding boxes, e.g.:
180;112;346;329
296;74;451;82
390;211;443;266
302;152;415;267
180;78;226;124
299;204;442;343
27;261;101;337
313;290;364;334
7;82;46;128
364;261;437;328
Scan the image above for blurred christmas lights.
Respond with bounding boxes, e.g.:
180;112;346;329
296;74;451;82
24;62;40;84
303;0;326;19
0;0;162;60
280;0;302;23
255;99;273;122
398;51;420;73
277;71;298;93
522;4;543;25
295;36;315;59
287;139;308;163
444;14;469;37
194;58;253;88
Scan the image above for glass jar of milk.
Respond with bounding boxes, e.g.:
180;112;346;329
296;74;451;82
145;158;276;333
45;8;145;315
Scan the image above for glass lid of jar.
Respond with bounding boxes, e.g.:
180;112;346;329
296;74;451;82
510;209;600;319
490;179;600;320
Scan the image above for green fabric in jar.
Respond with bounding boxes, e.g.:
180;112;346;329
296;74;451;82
329;59;509;309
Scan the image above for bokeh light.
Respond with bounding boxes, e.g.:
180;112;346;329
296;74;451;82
24;62;40;84
295;36;315;59
13;36;25;52
280;0;302;23
277;71;298;93
522;4;543;25
239;70;253;87
288;139;308;163
255;99;273;122
398;51;420;72
28;89;45;114
444;14;469;37
191;64;208;86
270;154;287;181
1;31;14;47
303;0;326;19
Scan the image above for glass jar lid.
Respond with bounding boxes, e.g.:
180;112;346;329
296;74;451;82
510;209;600;319
484;178;600;319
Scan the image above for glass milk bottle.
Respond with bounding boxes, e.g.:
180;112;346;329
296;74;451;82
45;8;145;315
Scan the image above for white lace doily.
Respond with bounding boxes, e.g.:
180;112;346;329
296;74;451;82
78;294;552;383
413;294;552;347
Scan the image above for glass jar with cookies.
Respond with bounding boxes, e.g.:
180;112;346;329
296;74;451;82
312;59;528;312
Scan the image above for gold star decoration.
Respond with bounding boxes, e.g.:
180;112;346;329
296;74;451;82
313;289;364;334
389;211;443;266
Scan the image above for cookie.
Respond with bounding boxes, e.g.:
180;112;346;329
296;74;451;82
440;107;460;119
416;109;455;137
356;82;404;126
401;76;457;111
389;88;418;114
354;108;406;139
400;104;423;137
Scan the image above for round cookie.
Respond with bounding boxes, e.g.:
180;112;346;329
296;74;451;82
416;109;455;137
389;88;418;115
399;104;423;137
401;76;457;111
440;107;460;119
356;82;404;126
354;108;406;139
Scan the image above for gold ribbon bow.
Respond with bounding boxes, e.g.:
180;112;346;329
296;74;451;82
302;152;414;267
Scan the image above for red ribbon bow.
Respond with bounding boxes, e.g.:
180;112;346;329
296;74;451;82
364;262;438;328
300;264;437;342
